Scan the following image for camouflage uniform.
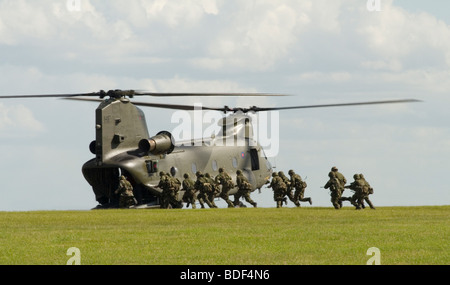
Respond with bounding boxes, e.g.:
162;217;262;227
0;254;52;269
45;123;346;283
279;171;297;206
331;166;349;207
359;174;375;209
114;175;137;208
324;171;342;209
332;166;347;187
158;171;174;209
205;173;219;208
288;169;311;206
194;171;217;208
182;173;197;209
215;168;235;208
234;170;257;207
158;172;182;209
268;172;286;208
346;174;365;209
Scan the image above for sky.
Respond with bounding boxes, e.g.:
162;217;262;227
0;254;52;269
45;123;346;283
0;0;449;211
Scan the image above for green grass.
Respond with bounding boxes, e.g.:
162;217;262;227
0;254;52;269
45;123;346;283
0;206;448;265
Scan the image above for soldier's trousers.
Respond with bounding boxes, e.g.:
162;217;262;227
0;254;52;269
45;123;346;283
234;190;257;207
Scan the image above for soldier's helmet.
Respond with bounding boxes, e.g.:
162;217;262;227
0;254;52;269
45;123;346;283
331;166;338;171
159;171;166;177
236;170;242;175
272;172;278;177
359;174;365;179
205;173;211;178
328;171;336;178
353;174;360;180
219;168;224;172
278;171;285;176
183;173;189;179
288;169;295;175
196;171;202;177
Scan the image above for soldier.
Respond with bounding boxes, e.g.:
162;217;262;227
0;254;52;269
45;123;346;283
346;174;365;209
205;173;219;208
331;166;347;186
288;169;311;206
194;171;217;208
279;171;296;206
114;175;137;208
268;172;287;208
234;170;257;208
359;173;376;209
158;171;174;209
324;171;342;209
182;173;197;209
215;168;235;208
331;166;348;207
115;175;136;208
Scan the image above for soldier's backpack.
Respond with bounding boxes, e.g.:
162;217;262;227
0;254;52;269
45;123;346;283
241;181;252;190
225;179;234;189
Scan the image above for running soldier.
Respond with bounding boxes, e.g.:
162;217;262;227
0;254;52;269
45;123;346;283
268;172;287;208
215;168;235;208
346;174;365;209
331;166;349;207
182;173;197;209
205;173;219;208
234;170;257;208
288;169;311;206
114;175;137;208
324;171;342;209
158;171;178;209
194;171;217;208
279;171;296;206
359;173;376;209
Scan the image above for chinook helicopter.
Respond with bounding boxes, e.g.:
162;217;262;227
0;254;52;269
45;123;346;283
1;90;418;209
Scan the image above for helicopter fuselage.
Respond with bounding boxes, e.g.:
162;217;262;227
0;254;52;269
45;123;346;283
82;97;272;208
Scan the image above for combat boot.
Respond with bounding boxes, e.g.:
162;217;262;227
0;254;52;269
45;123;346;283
367;200;376;209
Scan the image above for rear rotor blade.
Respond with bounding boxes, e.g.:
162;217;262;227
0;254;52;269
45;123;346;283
67;97;420;113
0;90;288;99
0;92;100;99
65;97;226;111
133;91;288;97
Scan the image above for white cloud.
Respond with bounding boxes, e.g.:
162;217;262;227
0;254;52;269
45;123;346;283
357;0;450;66
1;0;450;209
0;103;45;137
203;1;310;71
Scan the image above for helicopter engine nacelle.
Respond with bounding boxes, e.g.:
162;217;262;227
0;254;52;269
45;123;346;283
139;131;175;155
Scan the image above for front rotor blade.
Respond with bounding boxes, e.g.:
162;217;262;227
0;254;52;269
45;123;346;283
250;99;421;112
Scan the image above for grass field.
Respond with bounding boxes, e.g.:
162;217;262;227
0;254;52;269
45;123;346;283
0;206;448;265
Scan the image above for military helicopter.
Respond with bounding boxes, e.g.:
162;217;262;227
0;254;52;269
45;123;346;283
1;90;418;209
